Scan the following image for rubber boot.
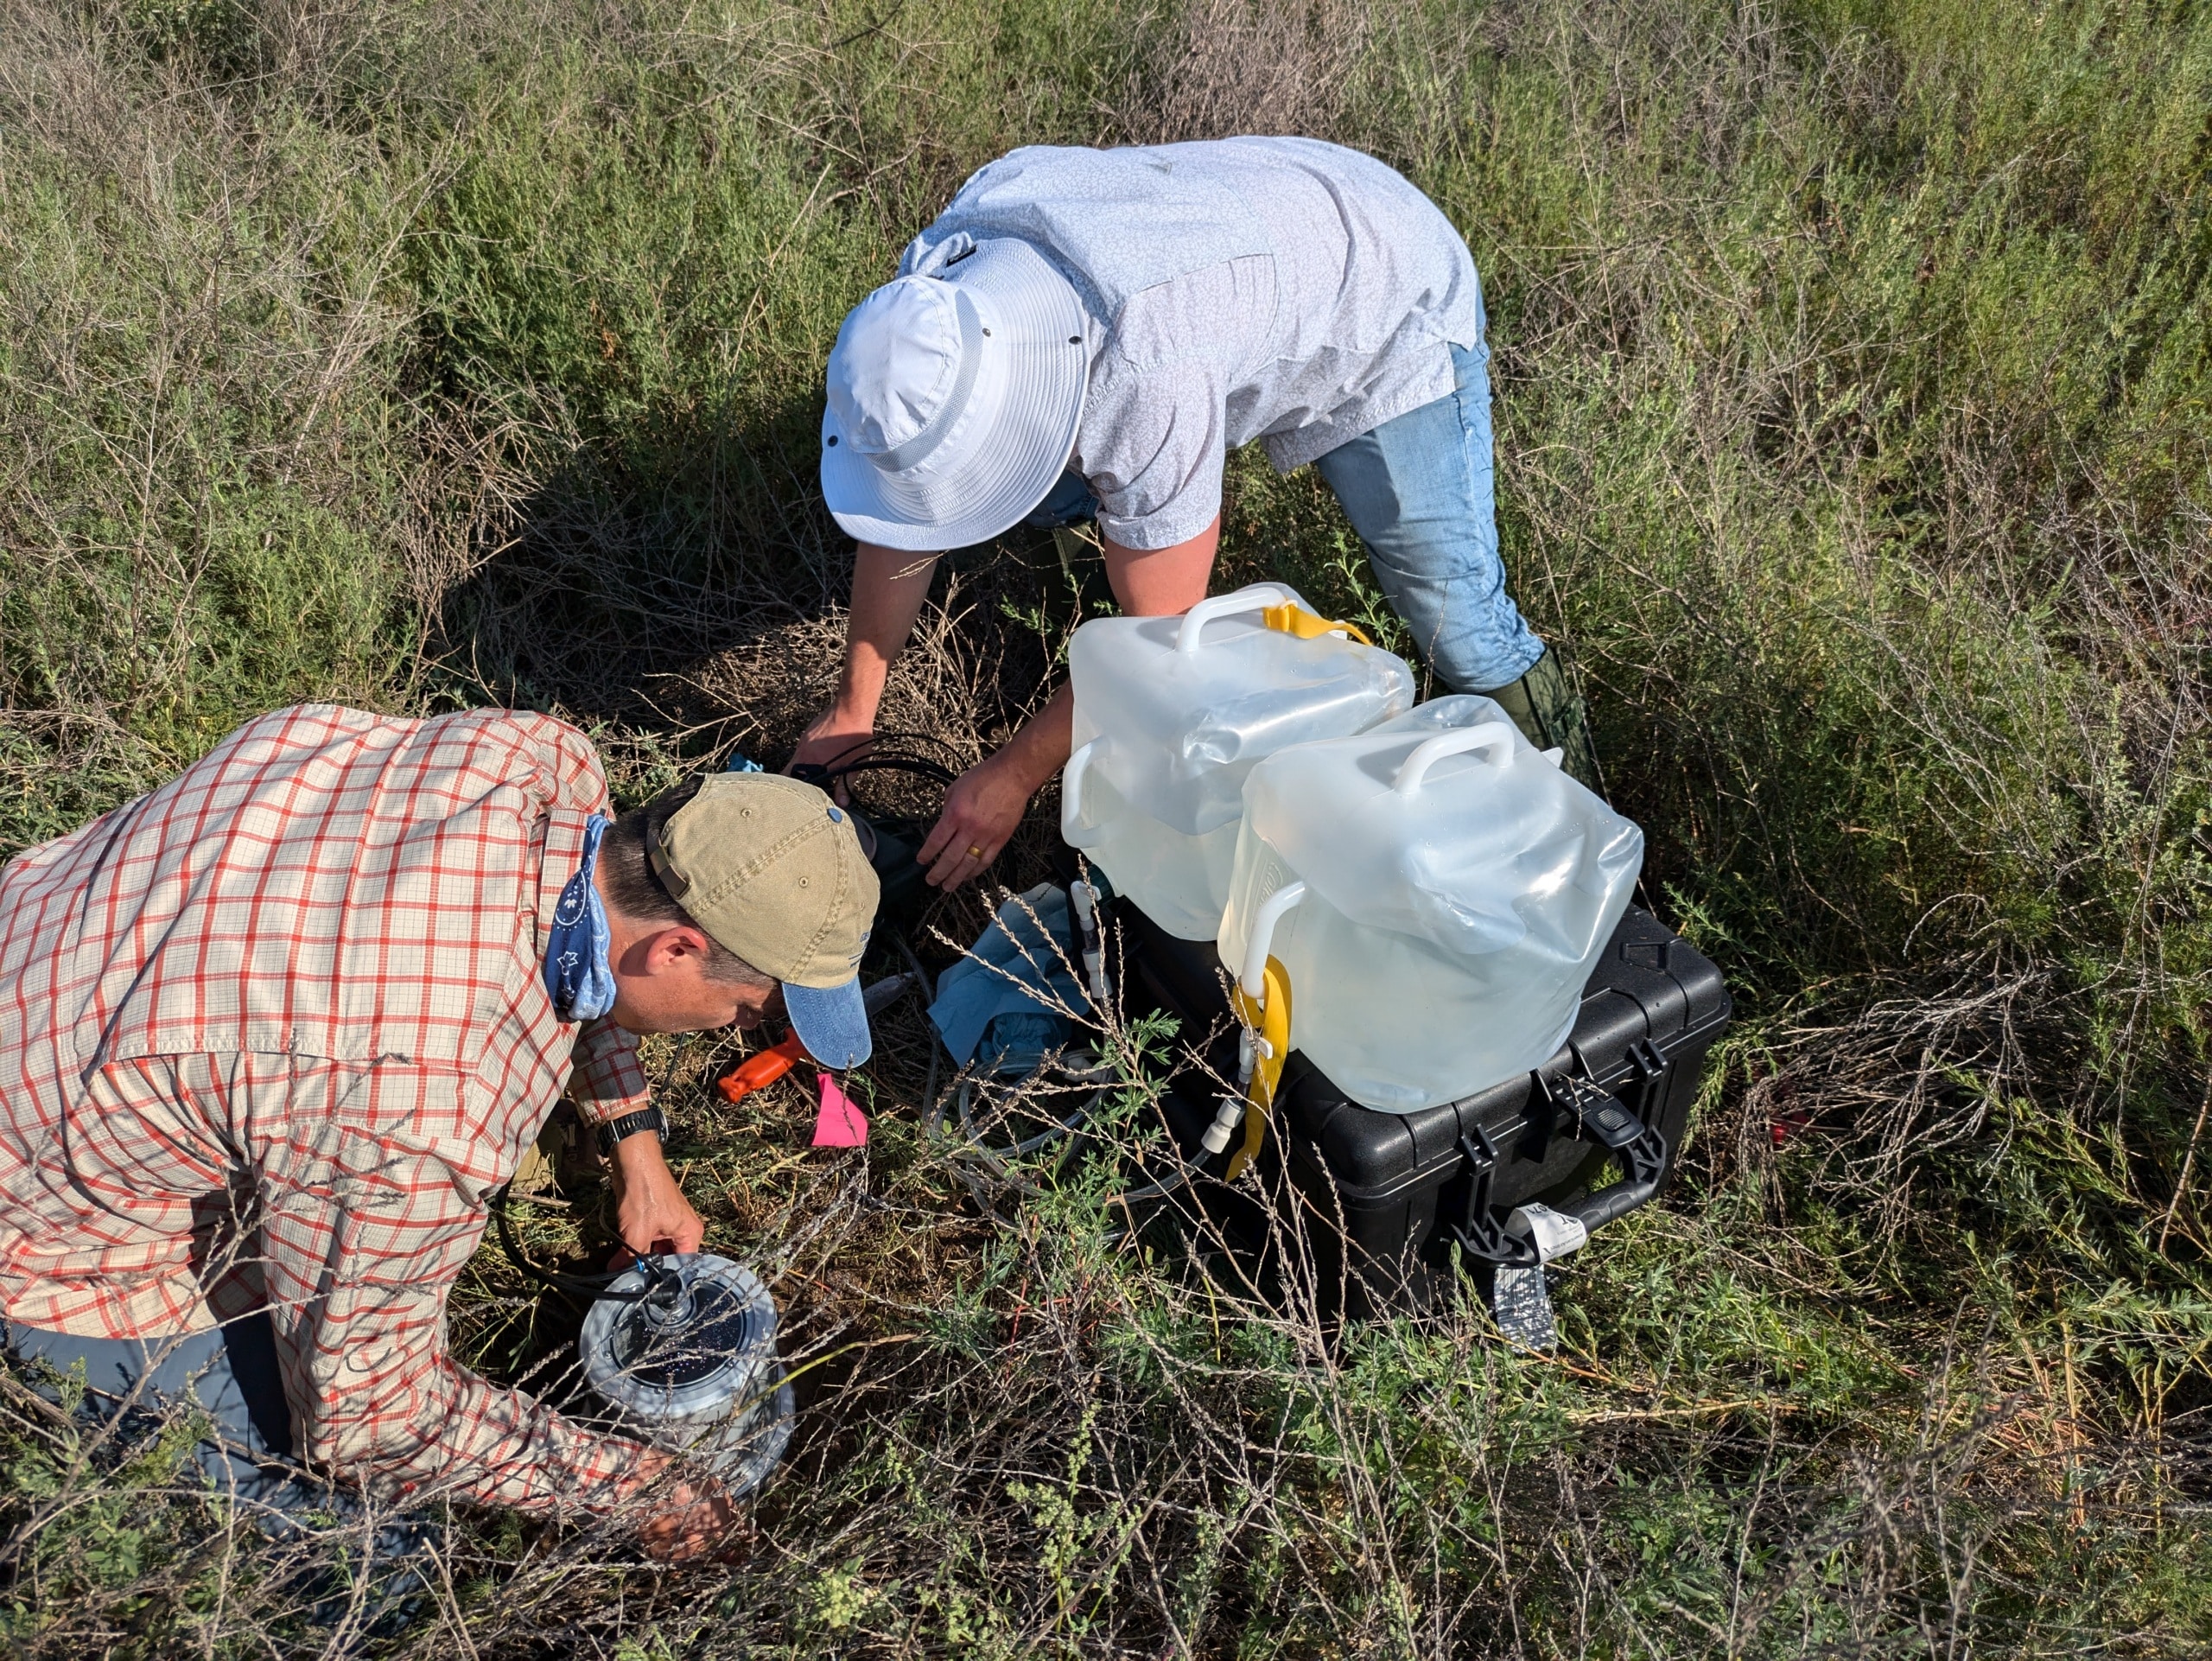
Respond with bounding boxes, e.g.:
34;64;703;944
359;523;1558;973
1477;649;1601;793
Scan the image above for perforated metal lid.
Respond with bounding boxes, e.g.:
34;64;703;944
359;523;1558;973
580;1253;780;1424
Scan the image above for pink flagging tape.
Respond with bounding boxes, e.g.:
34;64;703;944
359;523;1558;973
811;1072;868;1148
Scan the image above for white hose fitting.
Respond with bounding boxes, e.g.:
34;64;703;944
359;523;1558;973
1068;879;1109;1007
1200;1095;1244;1155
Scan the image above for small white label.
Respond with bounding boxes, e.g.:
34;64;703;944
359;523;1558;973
1505;1203;1589;1263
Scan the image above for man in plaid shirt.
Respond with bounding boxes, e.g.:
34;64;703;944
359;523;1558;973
0;703;880;1556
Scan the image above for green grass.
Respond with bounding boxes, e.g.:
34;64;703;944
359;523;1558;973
3;0;2209;1653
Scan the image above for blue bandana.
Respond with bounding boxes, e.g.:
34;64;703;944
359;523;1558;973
544;814;616;1023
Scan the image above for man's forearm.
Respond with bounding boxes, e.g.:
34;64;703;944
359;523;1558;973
831;543;941;724
991;683;1077;794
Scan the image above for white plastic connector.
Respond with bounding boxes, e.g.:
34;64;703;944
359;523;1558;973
1068;879;1109;1006
1200;1096;1244;1155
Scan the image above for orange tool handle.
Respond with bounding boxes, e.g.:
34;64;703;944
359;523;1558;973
717;1034;810;1104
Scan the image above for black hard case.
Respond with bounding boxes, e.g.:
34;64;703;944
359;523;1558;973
1113;899;1732;1314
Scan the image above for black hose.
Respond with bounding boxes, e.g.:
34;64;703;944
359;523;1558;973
491;1187;676;1306
789;731;966;793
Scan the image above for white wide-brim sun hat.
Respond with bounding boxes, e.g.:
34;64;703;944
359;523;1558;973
820;238;1091;552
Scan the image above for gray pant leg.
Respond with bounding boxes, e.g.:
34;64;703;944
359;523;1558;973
6;1314;296;1494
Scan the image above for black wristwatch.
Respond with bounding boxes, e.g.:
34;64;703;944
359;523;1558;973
595;1105;668;1158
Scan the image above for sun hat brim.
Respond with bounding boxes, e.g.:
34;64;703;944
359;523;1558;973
821;239;1090;552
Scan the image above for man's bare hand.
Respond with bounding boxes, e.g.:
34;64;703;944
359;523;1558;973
636;1471;741;1562
789;705;875;786
917;754;1034;888
607;1131;704;1258
913;685;1077;889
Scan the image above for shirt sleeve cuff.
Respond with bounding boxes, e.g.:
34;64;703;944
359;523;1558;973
1096;499;1222;551
568;1019;651;1128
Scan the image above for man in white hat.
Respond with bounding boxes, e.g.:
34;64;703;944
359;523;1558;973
797;137;1596;888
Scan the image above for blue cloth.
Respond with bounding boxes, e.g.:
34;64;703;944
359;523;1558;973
543;814;616;1022
929;883;1091;1066
1026;467;1102;528
1317;341;1545;692
1028;344;1544;694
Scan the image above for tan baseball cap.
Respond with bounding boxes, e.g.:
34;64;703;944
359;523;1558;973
645;773;880;1066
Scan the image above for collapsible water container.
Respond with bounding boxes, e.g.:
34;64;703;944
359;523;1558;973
1217;697;1644;1112
1062;583;1416;939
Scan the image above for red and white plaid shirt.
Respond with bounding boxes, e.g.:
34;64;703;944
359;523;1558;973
0;704;659;1513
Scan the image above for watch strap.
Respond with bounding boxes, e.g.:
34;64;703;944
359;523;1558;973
594;1105;668;1157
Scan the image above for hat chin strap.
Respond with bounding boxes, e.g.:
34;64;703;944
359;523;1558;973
868;287;988;475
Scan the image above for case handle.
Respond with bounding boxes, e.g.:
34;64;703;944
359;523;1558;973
1392;722;1516;797
1174;585;1299;653
1449;1077;1670;1269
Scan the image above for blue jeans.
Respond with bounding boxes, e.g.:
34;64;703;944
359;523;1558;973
6;1312;302;1499
1027;342;1547;692
6;1313;434;1589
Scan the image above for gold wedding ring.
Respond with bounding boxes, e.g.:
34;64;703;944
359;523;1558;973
965;844;985;860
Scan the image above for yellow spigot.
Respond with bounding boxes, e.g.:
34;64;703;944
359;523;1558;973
1224;957;1293;1181
1261;602;1372;646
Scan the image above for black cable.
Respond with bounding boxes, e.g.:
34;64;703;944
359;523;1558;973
790;731;966;792
491;1187;676;1306
809;754;962;791
816;729;968;769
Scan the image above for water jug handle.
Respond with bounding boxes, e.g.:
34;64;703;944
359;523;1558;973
1174;584;1300;654
1239;879;1308;998
1391;722;1516;796
1061;738;1103;830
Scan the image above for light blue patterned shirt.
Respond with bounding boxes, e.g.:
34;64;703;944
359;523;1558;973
902;137;1486;550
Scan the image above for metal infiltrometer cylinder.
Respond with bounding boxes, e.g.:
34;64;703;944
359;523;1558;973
578;1253;796;1500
